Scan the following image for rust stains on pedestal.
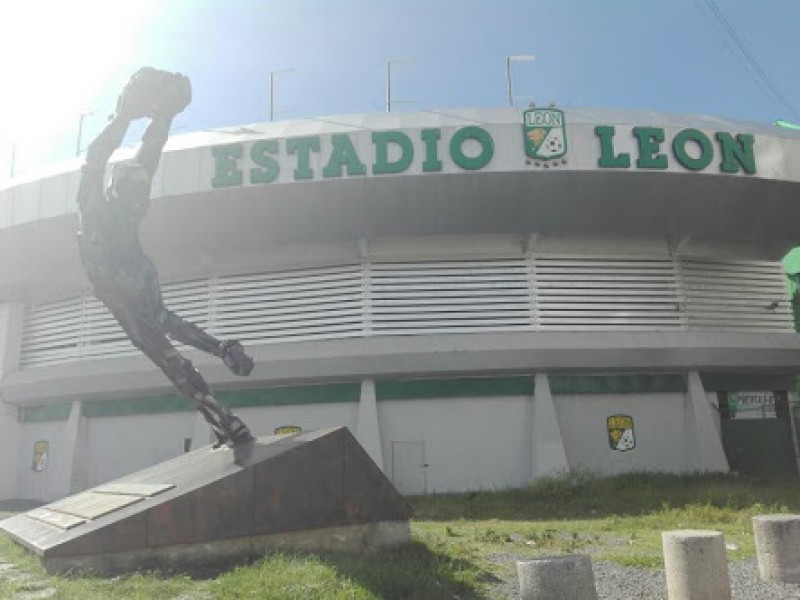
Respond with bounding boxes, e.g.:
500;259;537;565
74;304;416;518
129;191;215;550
0;427;411;574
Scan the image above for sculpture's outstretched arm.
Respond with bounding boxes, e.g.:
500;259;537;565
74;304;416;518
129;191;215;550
135;116;172;177
76;114;131;214
134;70;191;177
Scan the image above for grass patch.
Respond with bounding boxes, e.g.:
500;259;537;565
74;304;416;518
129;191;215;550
0;472;798;598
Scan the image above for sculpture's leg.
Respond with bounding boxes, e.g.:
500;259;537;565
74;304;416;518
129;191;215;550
106;299;254;447
160;309;254;376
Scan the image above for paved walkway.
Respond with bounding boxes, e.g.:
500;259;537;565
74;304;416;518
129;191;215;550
0;556;55;599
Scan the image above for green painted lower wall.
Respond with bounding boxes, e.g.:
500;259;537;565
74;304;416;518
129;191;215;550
19;402;73;423
78;382;362;419
549;374;687;395
22;372;784;422
701;373;796;392
375;376;534;400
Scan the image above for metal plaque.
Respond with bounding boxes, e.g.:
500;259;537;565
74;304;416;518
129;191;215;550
48;492;144;520
94;483;174;497
26;508;86;530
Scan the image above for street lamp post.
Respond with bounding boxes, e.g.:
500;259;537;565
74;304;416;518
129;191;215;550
269;68;296;122
76;110;95;157
506;55;535;106
386;58;413;112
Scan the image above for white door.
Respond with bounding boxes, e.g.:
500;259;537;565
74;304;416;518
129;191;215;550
391;441;427;495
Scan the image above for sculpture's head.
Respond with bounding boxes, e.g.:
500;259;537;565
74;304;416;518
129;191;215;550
109;161;151;218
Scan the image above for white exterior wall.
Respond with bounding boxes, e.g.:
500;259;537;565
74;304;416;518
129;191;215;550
82;402;358;489
84;412;196;488
234;402;358;440
554;393;693;473
378;396;533;494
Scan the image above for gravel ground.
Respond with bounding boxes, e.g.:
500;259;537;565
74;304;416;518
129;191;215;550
489;557;800;599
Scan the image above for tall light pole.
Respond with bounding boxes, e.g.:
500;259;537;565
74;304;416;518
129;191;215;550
76;110;95;157
386;58;413;112
269;68;296;121
506;55;535;106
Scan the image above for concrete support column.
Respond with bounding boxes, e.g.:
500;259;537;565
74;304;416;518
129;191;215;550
63;400;87;496
662;530;731;599
753;514;800;583
517;554;597;599
356;379;383;470
686;371;729;472
533;374;569;477
0;302;23;376
0;302;23;500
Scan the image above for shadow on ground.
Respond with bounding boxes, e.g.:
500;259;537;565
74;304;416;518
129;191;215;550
318;541;498;599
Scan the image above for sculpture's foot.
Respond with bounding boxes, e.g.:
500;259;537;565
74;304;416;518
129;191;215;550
197;397;254;449
220;340;254;376
219;414;255;448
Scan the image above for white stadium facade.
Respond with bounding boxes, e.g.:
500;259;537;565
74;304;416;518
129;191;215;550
1;107;800;503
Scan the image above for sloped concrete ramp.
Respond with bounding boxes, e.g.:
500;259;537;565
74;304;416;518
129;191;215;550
0;427;411;574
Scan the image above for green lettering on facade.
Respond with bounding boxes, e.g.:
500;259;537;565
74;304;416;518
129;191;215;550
633;127;668;169
211;143;243;188
250;140;280;184
450;126;494;171
716;132;757;174
286;136;321;180
672;129;713;171
421;128;443;172
372;131;414;174
594;126;630;168
323;134;367;178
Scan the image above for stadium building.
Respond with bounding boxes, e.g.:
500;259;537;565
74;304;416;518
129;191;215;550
1;107;799;503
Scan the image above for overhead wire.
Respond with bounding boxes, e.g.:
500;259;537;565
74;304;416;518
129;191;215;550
698;0;798;121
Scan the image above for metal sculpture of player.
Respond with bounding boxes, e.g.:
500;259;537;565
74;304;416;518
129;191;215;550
77;68;254;447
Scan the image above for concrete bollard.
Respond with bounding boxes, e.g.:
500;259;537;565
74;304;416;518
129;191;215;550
662;530;730;600
753;514;800;583
517;554;598;600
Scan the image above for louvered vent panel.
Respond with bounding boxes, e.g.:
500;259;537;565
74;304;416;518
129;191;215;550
208;265;364;343
370;260;532;334
535;256;683;330
21;298;85;367
680;258;793;331
21;279;216;368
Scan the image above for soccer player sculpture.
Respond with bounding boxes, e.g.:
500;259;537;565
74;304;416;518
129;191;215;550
76;68;254;448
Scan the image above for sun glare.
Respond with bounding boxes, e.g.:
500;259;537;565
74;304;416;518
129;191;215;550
0;0;157;172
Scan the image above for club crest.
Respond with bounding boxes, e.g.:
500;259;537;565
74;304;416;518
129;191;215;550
32;440;49;472
274;425;302;435
607;415;636;452
523;107;567;161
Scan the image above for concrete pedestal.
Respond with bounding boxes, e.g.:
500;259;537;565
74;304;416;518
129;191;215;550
1;427;411;574
753;514;800;583
517;554;597;600
662;530;730;600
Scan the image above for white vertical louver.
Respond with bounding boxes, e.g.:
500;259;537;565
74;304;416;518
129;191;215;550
205;265;364;343
370;259;532;334
18;255;795;369
679;258;793;331
535;255;683;330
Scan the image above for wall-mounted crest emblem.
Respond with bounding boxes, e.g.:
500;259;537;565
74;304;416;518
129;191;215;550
523;107;567;161
32;440;49;472
274;425;302;435
607;415;635;452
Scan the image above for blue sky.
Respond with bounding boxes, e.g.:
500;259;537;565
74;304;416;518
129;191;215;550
0;0;797;179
